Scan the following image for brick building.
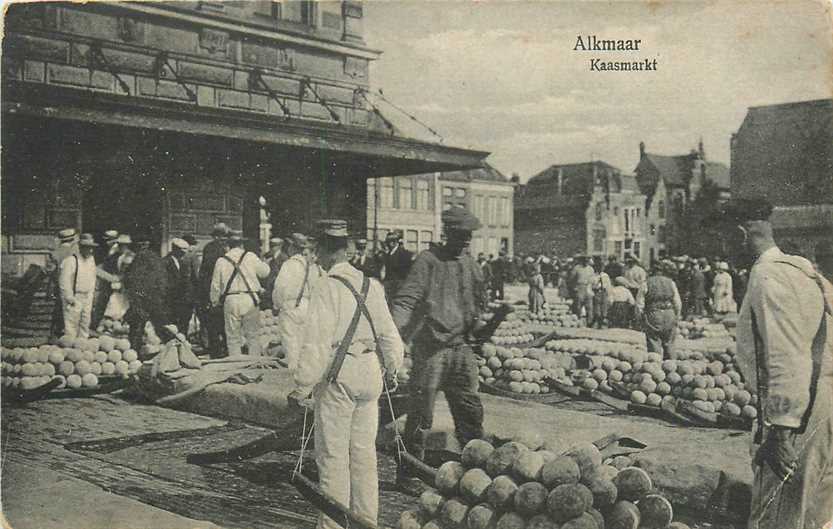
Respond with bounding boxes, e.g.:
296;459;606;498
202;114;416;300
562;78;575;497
1;1;486;276
514;161;648;261
635;141;730;258
730;99;833;257
366;163;514;256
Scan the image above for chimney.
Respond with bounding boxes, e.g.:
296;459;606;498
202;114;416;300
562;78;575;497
698;137;705;160
639;141;646;158
510;173;520;184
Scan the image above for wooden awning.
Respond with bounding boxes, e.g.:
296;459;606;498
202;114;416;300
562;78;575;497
2;81;489;178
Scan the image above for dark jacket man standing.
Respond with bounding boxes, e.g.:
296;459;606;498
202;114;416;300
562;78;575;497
197;223;228;356
392;207;489;485
381;230;413;301
164;238;193;335
124;237;169;349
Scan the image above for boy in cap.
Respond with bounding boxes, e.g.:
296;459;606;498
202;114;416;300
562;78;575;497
210;231;269;356
727;198;833;529
198;223;229;357
59;233;98;338
290;219;403;529
391;206;494;486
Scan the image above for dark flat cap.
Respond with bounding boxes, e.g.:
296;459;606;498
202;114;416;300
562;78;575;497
722;198;774;223
442;206;482;231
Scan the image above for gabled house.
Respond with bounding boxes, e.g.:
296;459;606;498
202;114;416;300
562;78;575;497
514;161;647;260
635;140;730;257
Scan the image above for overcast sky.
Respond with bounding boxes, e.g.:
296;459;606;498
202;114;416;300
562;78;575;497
364;1;832;181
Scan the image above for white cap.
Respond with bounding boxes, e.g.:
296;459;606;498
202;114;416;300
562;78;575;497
171;238;190;250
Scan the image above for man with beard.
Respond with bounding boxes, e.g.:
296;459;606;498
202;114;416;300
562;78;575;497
727;198;832;529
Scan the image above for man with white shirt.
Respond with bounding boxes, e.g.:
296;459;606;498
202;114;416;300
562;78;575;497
728;198;833;529
273;232;321;368
59;233;98;338
210;231;269;356
289;219;404;529
164;238;192;336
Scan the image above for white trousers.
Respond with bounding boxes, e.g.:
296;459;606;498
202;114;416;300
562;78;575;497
314;354;383;529
223;295;261;356
277;302;308;370
63;292;93;339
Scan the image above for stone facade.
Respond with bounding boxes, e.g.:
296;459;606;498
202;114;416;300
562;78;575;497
366;165;514;256
2;1;487;275
515;161;648;262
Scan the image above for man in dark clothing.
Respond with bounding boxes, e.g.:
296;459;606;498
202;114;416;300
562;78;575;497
690;262;707;316
349;238;380;278
163;238;193;335
261;237;287;310
197;223;229;356
604;255;624;284
490;251;507;300
381;230;413;301
124;238;170;350
392;207;489;482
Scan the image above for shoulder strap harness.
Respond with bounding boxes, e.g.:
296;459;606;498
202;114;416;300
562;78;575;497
220;251;258;306
295;259;311;308
325;275;387;383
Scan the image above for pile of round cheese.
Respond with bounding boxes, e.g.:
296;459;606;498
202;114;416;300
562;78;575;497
95;316;130;338
477;344;573;395
677;319;731;340
398;438;688;529
490;317;535;346
1;335;140;391
522;302;580;333
258;310;284;357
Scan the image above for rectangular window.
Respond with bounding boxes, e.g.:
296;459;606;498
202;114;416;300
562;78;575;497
416;179;430;210
399;178;413;209
624;208;630;233
593;229;605;252
381;178;394;209
658;225;666;243
633;241;641;258
443;187;453;197
614;240;623;257
658;200;666;219
420;230;433;251
406;230;418;252
455;187;466;198
486;197;495;225
501;197;510;227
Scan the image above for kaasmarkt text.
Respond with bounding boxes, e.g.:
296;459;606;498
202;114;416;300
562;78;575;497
590;58;658;72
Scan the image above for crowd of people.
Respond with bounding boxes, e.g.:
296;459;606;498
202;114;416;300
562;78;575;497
38;199;832;529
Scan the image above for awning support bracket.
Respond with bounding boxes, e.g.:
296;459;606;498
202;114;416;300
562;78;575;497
153;51;198;102
89;41;132;95
301;77;341;124
354;88;396;135
249;69;292;119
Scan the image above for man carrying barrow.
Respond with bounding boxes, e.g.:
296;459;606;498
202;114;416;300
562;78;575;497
392;206;498;492
727;198;833;529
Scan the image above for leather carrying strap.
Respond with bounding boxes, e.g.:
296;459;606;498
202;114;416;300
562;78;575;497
295;259;311;308
325;276;372;383
220;252;258;306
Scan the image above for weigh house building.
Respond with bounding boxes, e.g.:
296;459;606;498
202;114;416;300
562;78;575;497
1;1;487;276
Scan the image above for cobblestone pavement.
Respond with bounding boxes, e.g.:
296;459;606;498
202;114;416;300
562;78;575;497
1;394;416;529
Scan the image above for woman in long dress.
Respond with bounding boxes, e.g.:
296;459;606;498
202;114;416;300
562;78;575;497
711;262;737;314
